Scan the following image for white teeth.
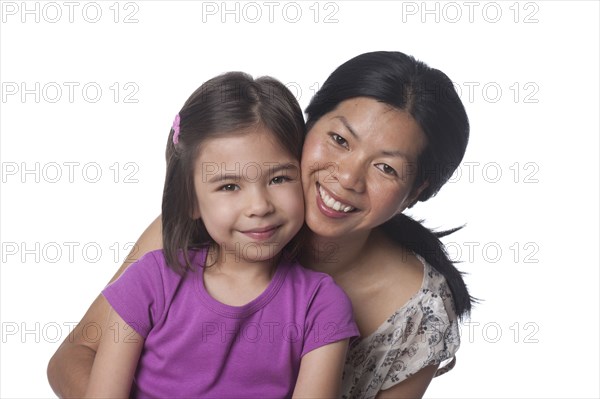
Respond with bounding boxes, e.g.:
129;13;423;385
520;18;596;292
332;200;343;211
325;196;335;208
318;185;355;213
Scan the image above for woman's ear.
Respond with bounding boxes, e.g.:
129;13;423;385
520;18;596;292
406;180;429;209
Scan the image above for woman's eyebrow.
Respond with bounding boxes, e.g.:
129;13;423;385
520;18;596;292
381;149;410;160
333;116;410;160
333;116;359;140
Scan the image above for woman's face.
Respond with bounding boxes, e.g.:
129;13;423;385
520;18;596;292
301;97;428;241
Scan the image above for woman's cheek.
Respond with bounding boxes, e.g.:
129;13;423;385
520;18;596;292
301;131;324;164
280;183;305;216
376;182;413;216
302;140;333;180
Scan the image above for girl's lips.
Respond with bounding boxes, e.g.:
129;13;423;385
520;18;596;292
240;226;280;240
315;184;357;219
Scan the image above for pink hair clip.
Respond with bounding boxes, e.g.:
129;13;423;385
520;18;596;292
172;114;181;144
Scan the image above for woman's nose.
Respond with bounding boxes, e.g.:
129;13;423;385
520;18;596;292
336;156;366;193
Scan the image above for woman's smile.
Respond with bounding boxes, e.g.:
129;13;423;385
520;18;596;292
317;183;357;214
301;97;428;238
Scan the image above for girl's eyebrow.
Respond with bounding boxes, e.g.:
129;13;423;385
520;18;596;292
267;163;299;175
206;163;299;183
207;173;240;184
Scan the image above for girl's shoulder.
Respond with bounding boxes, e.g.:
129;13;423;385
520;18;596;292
287;257;336;285
285;258;352;305
116;248;207;290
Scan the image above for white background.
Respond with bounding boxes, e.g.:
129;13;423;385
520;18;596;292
1;1;599;397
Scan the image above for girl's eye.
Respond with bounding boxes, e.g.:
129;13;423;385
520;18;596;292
330;133;349;148
220;184;239;191
375;163;398;176
270;176;290;185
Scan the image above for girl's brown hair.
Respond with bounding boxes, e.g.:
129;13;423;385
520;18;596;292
162;72;305;273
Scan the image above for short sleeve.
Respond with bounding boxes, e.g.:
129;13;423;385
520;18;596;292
380;277;460;390
102;251;167;338
301;276;359;357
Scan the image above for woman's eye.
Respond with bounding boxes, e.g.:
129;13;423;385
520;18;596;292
270;176;290;185
220;184;239;191
375;163;398;176
330;133;349;148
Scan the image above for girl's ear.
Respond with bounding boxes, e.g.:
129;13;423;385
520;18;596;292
191;197;201;220
192;207;201;220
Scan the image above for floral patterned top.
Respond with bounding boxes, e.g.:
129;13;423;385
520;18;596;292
341;255;460;399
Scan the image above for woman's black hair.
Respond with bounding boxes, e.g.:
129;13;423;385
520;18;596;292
305;51;474;317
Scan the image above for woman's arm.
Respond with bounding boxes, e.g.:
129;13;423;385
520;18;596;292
84;307;144;398
292;340;349;398
375;364;438;399
47;216;163;398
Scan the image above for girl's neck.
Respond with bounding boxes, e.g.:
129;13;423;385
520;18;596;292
206;246;279;280
202;246;280;307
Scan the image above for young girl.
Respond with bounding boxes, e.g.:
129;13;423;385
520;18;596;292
83;72;359;398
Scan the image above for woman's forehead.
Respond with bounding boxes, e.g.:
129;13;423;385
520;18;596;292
316;97;427;155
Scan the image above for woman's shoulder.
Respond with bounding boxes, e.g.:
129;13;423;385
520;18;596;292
357;235;429;321
351;240;459;345
374;231;457;320
417;256;458;316
386;255;458;326
343;256;461;394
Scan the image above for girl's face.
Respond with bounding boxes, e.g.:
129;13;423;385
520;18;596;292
301;97;428;241
194;127;304;264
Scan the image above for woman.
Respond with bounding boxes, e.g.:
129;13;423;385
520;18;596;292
48;51;473;398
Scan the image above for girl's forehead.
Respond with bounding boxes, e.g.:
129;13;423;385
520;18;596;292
197;128;297;162
194;130;300;184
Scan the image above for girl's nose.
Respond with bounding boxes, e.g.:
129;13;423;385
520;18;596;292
245;190;275;217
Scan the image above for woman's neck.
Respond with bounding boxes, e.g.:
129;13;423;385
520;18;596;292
301;230;373;279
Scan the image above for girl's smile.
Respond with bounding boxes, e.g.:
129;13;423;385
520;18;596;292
194;127;304;265
239;225;281;240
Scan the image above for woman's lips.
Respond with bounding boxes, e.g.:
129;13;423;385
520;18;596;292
315;183;357;218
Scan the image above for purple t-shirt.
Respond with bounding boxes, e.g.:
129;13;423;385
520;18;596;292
102;249;358;398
